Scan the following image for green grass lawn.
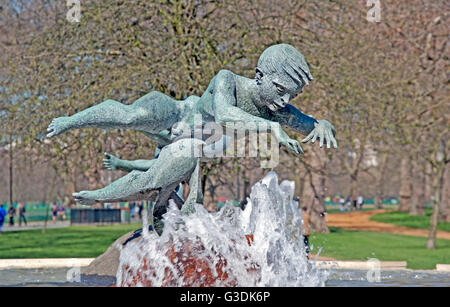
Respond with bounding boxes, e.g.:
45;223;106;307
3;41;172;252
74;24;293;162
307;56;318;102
310;227;450;269
0;223;141;259
370;209;450;232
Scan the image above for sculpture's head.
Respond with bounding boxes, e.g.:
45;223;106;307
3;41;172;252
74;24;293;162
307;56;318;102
255;44;313;112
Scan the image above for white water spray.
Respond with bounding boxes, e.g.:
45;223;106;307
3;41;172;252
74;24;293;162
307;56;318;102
117;171;328;286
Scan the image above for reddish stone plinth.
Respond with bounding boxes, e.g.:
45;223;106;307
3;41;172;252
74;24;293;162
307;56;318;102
119;235;258;287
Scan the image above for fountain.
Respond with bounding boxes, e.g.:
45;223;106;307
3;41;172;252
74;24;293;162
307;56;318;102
44;44;338;287
116;171;328;287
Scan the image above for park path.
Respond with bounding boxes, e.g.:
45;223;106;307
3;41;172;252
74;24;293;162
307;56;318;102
326;209;450;240
2;221;71;232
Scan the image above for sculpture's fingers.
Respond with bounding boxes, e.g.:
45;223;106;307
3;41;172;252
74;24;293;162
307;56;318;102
319;130;325;148
325;131;331;149
104;152;111;159
331;133;338;149
301;131;314;143
296;142;304;155
311;131;318;143
286;142;296;154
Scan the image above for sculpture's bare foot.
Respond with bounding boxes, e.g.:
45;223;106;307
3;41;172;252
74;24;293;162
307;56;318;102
72;191;98;206
103;152;121;171
46;117;70;138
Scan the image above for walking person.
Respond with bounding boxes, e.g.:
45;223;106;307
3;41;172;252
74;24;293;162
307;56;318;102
58;204;66;221
138;202;143;220
300;207;311;258
0;204;7;234
357;195;364;210
51;203;58;223
8;205;16;226
339;197;345;212
345;197;351;212
18;202;27;226
129;202;135;220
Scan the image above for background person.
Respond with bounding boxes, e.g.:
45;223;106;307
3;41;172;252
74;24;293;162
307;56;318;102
300;207;311;257
8;205;16;226
339;197;345;212
345;197;351;212
51;203;58;223
58;204;66;221
0;204;7;234
138;202;143;220
357;195;364;210
18;202;27;226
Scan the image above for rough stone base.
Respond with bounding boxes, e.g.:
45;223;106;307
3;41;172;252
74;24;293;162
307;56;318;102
81;230;142;282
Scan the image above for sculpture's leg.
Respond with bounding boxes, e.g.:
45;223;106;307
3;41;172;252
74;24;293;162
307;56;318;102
73;138;203;205
151;182;182;235
47;91;181;138
181;159;203;214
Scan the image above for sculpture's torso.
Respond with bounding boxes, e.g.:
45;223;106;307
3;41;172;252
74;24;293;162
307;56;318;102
178;71;271;131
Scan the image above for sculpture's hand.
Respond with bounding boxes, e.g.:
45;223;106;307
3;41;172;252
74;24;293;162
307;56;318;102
103;152;121;171
72;191;98;206
301;120;337;149
46;117;69;138
275;124;304;155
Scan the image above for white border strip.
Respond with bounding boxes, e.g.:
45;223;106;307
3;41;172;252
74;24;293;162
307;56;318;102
436;264;450;272
314;260;407;270
0;258;95;269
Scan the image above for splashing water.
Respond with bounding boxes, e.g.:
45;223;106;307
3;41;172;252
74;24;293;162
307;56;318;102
116;171;328;287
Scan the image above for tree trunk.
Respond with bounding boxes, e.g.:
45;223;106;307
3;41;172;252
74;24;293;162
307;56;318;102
374;153;388;209
411;163;426;216
350;173;358;211
439;164;449;222
9;133;13;206
303;167;329;233
426;163;445;249
409;161;420;215
398;157;412;212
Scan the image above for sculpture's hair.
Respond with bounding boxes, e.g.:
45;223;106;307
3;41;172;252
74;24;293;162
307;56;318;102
257;44;313;85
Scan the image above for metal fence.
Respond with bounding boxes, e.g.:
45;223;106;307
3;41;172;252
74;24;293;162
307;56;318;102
70;208;122;224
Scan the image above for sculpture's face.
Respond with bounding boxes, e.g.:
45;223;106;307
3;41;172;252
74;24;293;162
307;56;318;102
256;68;304;112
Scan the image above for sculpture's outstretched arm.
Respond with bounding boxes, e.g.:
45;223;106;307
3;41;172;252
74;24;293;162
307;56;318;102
268;104;317;136
271;104;338;149
212;70;303;154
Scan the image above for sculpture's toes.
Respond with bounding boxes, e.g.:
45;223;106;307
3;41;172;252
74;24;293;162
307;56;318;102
46;121;56;138
72;191;97;206
46;117;66;138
